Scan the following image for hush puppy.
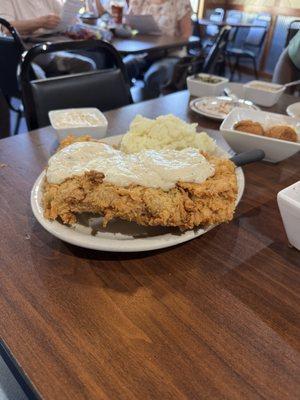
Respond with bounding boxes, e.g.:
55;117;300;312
264;125;298;142
234;120;265;136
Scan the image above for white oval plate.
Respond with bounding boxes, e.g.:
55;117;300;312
31;135;245;252
286;102;300;118
190;96;259;121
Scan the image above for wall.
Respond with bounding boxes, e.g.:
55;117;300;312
227;0;299;7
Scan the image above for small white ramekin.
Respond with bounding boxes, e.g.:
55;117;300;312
277;181;300;250
49;108;108;141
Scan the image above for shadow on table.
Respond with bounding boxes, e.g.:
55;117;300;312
64;239;184;261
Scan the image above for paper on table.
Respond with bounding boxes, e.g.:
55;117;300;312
56;0;83;32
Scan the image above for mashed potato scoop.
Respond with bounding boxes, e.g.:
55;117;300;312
120;114;216;154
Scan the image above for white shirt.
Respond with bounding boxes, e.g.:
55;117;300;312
0;0;64;21
128;0;191;37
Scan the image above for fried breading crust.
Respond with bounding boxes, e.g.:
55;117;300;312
234;120;265;136
264;125;298;142
42;156;237;231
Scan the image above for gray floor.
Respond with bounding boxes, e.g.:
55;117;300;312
0;356;27;400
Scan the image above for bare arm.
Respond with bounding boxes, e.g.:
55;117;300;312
8;19;45;35
179;12;192;39
7;15;61;35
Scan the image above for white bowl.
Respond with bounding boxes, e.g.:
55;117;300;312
277;181;300;250
187;74;228;97
49;108;108;140
220;108;300;163
243;80;285;107
286;102;300;118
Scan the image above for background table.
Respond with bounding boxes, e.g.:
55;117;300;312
25;34;200;55
112;35;199;55
0;90;299;400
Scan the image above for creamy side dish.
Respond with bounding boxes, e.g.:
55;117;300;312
51;110;104;128
46;142;215;190
195;74;222;84
195;97;257;117
247;82;282;92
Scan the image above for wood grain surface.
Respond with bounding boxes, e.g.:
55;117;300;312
0;90;299;400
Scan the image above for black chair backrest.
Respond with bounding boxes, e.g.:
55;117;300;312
285;20;300;47
202;25;231;73
206;8;224;37
226;10;243;42
245;18;268;48
0;18;25;98
20;39;133;130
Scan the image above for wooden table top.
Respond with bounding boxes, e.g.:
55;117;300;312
0;90;299;400
25;34;199;55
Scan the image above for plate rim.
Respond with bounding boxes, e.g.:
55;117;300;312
190;96;259;121
31;135;245;252
286;102;300;118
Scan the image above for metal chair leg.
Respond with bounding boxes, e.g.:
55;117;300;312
230;55;239;81
13;110;22;135
4;96;24;135
252;57;258;79
227;54;233;76
226;54;233;79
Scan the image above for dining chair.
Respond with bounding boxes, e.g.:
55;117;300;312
285;20;300;47
160;26;231;95
226;16;270;80
20;39;133;130
0;18;26;135
202;25;231;75
206;8;225;37
225;10;243;44
201;8;225;50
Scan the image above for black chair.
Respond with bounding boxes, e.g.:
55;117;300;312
190;13;203;56
201;8;225;49
226;16;269;80
20;39;133;130
206;8;225;37
202;25;231;75
0;18;26;135
161;26;231;95
285;20;300;47
225;10;243;44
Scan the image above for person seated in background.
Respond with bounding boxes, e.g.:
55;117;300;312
0;0;107;36
0;0;107;75
273;30;300;91
1;0;62;36
124;0;192;99
128;0;192;38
